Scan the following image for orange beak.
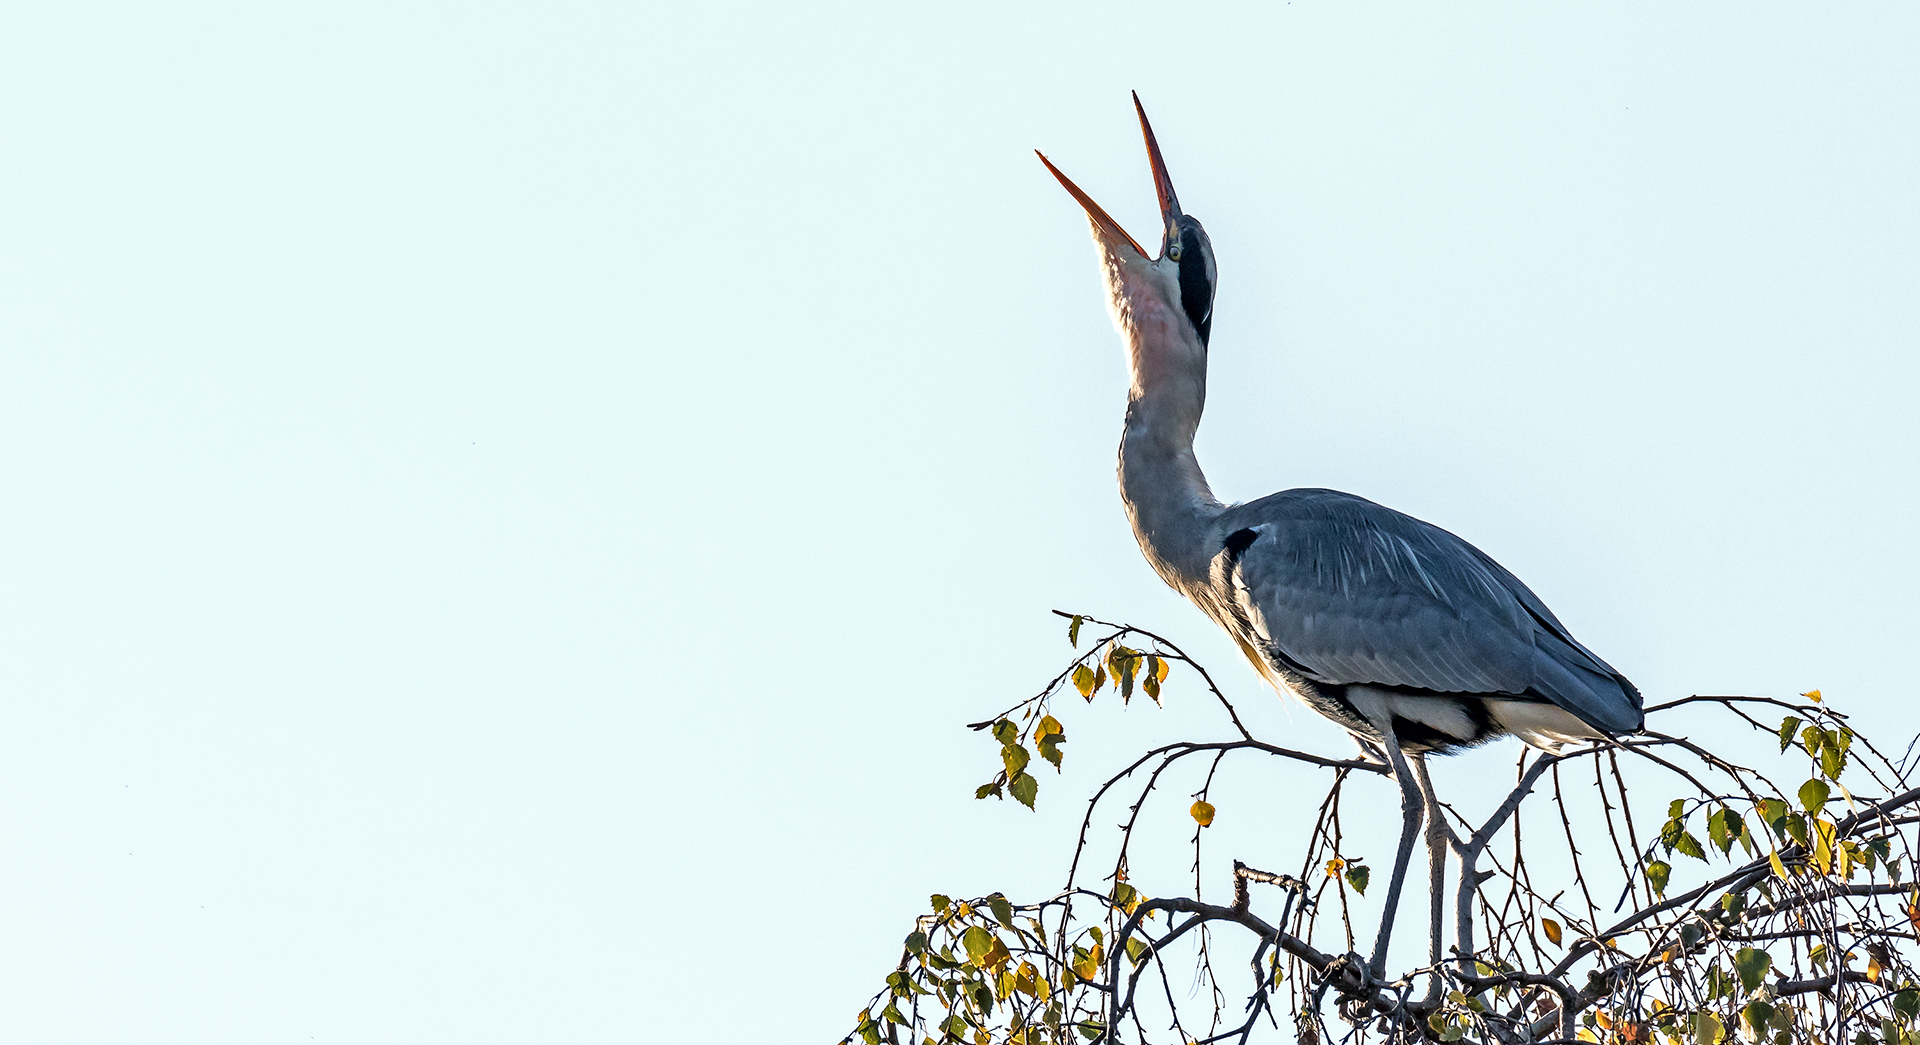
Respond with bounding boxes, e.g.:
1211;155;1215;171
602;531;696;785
1037;91;1185;260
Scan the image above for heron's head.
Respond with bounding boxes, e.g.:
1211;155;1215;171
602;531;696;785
1038;93;1217;371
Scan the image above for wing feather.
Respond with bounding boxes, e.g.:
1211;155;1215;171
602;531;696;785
1221;489;1642;733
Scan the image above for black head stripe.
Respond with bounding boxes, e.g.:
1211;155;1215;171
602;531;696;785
1177;225;1213;347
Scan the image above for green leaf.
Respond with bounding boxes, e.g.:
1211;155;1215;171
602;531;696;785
1800;778;1832;813
1675;831;1707;861
1647;860;1672;896
881;1002;907;1025
1893;990;1918;1020
1037;735;1064;769
1802;725;1824;758
993;719;1019;746
1693;1010;1725;1045
1009;771;1038;809
962;926;992;961
1785;813;1810;847
1734;946;1773;992
1068;614;1083;647
1708;809;1733;854
1779;716;1802;753
1124;937;1148;963
988;894;1015;929
1680;922;1705;950
1759;797;1788;830
1742;1002;1776;1037
1821;740;1846;780
932;894;951;914
975;780;1002;800
1345;864;1370;896
1002;743;1031;778
906;930;928;953
1669;799;1687;819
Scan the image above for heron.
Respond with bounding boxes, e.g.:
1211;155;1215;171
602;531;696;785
1037;95;1643;981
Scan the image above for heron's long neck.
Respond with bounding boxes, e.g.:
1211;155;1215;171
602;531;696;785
1119;362;1224;592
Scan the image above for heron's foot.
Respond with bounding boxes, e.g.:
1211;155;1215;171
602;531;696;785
1315;951;1372;1001
1352;735;1390;765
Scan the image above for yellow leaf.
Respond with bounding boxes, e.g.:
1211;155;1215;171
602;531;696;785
982;937;1011;971
1811;819;1837;876
1325;858;1344;878
1072;666;1097;699
1542;917;1563;946
1770;850;1790;879
1804;689;1822;703
1190;800;1216;827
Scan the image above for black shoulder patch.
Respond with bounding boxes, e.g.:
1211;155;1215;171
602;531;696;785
1223;527;1259;562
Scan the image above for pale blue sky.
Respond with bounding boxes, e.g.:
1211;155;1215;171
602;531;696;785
1;3;1915;1041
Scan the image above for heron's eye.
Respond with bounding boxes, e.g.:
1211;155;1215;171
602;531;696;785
1167;241;1183;261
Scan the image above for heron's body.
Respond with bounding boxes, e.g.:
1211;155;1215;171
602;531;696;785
1041;96;1642;977
1060;103;1642;757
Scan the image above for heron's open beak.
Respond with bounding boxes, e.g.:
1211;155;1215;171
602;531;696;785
1037;92;1183;261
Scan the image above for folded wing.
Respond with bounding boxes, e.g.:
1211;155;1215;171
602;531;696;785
1221;489;1643;734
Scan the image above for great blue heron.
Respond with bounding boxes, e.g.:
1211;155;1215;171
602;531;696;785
1038;94;1643;979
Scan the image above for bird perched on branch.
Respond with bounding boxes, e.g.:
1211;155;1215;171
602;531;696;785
1037;94;1643;979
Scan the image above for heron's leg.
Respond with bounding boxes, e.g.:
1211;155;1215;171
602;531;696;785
1412;755;1459;1002
1367;721;1426;981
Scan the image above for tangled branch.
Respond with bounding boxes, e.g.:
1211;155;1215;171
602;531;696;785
846;614;1920;1045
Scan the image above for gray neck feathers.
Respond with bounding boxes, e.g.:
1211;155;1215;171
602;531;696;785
1118;368;1223;594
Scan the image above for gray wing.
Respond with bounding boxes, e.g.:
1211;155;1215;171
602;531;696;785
1219;489;1643;734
